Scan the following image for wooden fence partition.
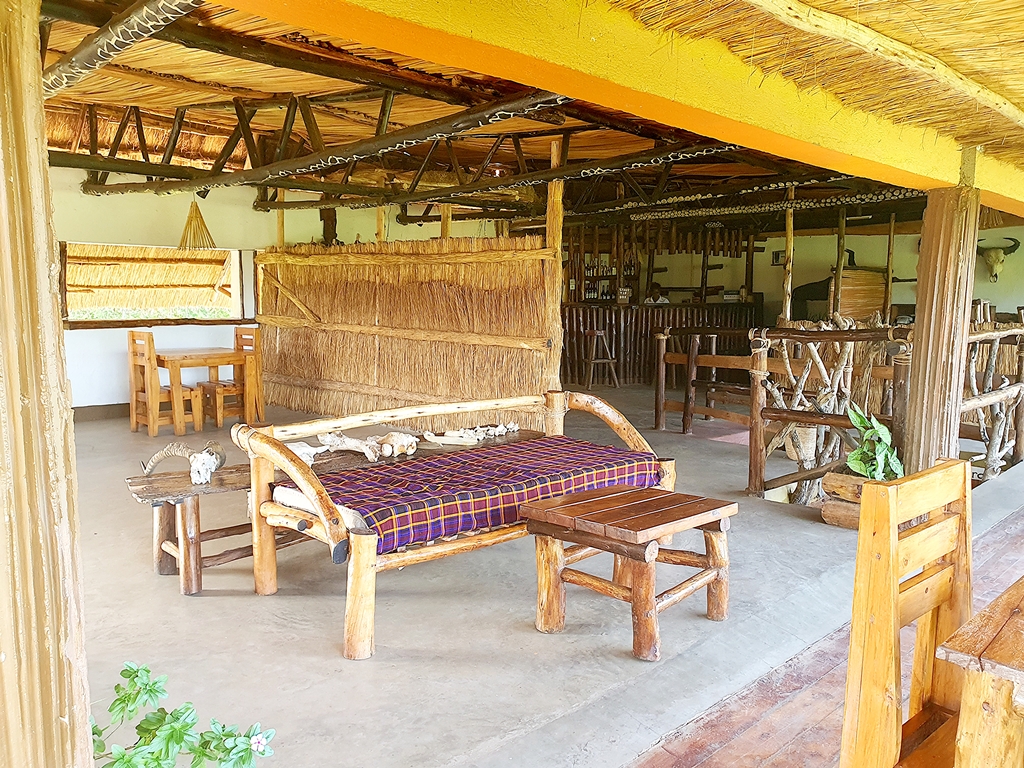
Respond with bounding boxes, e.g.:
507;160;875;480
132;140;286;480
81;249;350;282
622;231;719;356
255;236;561;431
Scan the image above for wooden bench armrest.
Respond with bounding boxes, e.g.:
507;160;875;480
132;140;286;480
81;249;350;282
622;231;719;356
565;391;676;490
231;424;352;562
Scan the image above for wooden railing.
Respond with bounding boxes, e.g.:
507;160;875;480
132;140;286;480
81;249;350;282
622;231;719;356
561;303;755;386
961;326;1024;479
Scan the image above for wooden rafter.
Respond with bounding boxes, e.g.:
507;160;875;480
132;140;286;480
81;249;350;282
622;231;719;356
79;90;568;196
42;0;204;97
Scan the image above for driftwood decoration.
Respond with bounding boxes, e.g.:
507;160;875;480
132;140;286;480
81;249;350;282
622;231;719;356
961;326;1024;479
256;236;562;431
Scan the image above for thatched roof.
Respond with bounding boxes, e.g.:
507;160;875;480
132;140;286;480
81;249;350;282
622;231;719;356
610;0;1024;168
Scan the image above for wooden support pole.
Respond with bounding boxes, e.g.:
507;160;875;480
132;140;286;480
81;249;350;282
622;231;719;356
376;205;386;242
439;203;452;239
276;188;285;248
891;343;912;459
655;333;667;430
544;139;565;393
744;233;755;301
833;206;846;315
782;186;795;319
682;334;699;434
905;168;981;474
884;212;896;321
747;339;769;495
0;1;91;761
1014;341;1024;466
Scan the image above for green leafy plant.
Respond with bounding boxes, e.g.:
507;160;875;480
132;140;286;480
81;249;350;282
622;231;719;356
91;663;274;768
846;403;905;481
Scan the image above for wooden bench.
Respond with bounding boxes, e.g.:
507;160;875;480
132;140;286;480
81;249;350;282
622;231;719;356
938;573;1024;767
233;390;677;660
520;485;736;661
126;431;545;595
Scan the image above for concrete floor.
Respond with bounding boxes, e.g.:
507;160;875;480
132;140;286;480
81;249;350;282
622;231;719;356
75;386;1024;767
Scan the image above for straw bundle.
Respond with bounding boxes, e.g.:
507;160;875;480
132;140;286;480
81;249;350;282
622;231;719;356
257;236;560;430
609;0;1024;167
65;242;233;314
180;200;216;249
827;268;886;321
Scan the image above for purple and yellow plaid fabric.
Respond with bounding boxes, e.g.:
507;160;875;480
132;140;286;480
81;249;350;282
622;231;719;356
278;435;661;554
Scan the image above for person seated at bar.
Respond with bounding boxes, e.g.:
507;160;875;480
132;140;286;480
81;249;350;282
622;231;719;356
645;283;671;304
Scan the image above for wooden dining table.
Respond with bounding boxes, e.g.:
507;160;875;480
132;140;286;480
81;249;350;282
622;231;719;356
937;573;1024;767
155;347;262;435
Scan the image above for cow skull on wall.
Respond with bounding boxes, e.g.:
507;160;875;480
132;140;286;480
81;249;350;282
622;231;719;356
978;238;1020;283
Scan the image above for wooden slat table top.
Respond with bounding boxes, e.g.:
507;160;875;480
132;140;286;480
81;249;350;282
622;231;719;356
938;573;1024;698
155;347;252;366
126;429;544;505
520;485;738;544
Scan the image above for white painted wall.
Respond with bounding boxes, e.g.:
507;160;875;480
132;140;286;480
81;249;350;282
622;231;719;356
54;167;493;406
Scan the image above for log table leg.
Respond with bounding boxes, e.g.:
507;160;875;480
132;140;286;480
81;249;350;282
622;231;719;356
612;554;633;589
154;502;177;575
704;526;730;621
954;669;1024;768
630;558;660;661
344;529;379;660
536;534;566;633
176;496;202;595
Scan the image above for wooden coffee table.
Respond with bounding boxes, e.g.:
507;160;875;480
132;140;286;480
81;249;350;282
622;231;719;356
520;485;737;661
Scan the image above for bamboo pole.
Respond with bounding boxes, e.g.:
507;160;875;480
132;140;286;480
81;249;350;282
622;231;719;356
439;203;452;239
376;205;386;242
782;186;795;319
0;1;91;762
833;206;846;315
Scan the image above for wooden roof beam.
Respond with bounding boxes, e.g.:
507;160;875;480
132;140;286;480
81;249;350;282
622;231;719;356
42;0;204;97
345;142;737;208
78;89;568;195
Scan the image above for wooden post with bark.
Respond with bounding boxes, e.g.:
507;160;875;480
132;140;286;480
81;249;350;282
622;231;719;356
833;207;846;316
655;333;667;431
0;0;92;762
747;338;769;496
884;212;896;321
904;165;981;474
782;186;795;320
681;334;699;434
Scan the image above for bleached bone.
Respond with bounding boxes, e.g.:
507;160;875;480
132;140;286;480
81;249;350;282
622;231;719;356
422;432;478;446
142;440;227;484
374;432;419;457
317;432;382;462
286;441;330;466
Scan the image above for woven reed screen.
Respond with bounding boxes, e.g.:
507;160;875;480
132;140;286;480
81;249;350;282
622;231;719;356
256;236;561;431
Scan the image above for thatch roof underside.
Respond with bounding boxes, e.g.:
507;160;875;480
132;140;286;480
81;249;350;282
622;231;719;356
610;0;1024;167
65;242;234;312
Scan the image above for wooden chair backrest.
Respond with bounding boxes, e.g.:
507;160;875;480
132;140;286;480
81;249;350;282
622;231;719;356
233;326;260;384
839;459;972;768
127;331;158;397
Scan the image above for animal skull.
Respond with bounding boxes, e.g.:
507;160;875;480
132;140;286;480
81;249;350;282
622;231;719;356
142;440;227;484
978;238;1020;283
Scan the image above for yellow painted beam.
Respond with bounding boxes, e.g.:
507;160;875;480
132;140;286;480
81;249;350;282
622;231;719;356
223;0;1024;215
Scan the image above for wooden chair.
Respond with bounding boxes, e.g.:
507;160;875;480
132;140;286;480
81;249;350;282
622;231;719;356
199;326;263;428
583;329;619;389
128;331;203;437
839;459;973;768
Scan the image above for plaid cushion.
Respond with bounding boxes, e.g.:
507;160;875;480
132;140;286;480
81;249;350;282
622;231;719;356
277;435;661;554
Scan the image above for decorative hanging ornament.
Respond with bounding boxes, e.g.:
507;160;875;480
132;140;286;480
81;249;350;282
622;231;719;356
179;199;216;249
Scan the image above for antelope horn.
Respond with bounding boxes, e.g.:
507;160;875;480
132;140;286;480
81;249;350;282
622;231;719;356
1004;238;1020;255
202;440;227;470
142;442;195;475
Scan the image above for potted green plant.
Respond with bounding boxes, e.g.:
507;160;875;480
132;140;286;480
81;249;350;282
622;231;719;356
91;662;275;768
820;403;904;528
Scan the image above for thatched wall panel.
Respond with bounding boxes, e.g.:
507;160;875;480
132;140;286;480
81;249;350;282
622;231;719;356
257;236;558;431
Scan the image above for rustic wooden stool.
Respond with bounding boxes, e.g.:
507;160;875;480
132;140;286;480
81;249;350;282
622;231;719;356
583;330;620;389
520;485;737;661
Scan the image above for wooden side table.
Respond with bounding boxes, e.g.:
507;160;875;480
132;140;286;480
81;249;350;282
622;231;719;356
938;574;1024;768
520;485;738;661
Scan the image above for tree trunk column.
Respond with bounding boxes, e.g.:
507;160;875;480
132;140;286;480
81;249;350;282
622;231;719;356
905;184;981;474
0;1;92;765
